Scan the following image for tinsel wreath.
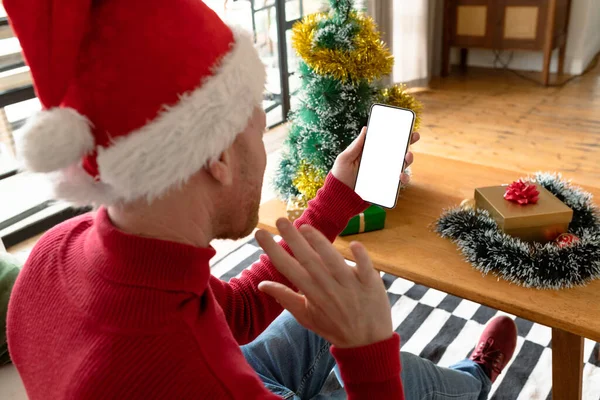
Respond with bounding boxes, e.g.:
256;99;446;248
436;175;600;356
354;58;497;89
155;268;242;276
436;172;600;289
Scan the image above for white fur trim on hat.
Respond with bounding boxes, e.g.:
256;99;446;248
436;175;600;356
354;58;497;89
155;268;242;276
17;108;95;173
97;27;266;204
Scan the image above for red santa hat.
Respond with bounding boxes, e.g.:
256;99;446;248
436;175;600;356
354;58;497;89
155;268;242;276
5;0;266;205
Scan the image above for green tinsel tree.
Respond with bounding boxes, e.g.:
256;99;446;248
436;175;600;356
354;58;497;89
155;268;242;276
274;0;422;204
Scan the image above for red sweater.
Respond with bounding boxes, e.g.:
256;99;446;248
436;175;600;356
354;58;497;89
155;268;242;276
8;174;404;399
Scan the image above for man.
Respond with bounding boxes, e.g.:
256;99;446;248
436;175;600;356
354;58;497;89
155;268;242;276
6;0;517;398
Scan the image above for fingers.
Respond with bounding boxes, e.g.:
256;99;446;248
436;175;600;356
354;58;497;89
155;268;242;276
300;225;354;285
339;127;366;161
398;151;414;185
274;219;318;267
410;131;420;144
349;241;376;284
400;173;410;185
273;219;336;292
405;152;414;167
255;229;315;296
258;281;313;329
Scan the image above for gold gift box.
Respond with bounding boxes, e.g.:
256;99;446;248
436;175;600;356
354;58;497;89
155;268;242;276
474;184;573;243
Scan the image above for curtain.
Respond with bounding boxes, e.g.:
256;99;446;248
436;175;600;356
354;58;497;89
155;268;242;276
368;0;443;88
366;0;393;85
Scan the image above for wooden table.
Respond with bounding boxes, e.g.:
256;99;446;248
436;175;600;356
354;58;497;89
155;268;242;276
259;153;600;400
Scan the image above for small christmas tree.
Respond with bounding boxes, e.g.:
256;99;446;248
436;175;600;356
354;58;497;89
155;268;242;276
274;0;422;206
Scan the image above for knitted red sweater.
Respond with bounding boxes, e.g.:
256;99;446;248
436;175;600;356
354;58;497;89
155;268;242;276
7;174;404;399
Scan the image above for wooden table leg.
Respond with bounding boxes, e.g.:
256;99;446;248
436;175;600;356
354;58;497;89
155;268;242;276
459;48;469;73
552;328;583;400
542;0;557;86
557;43;566;76
441;0;452;77
441;42;450;77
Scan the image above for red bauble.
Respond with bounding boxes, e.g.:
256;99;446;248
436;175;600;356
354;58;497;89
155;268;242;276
555;233;580;248
504;180;540;205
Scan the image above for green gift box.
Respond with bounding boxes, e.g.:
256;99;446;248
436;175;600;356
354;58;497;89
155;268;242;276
340;205;386;236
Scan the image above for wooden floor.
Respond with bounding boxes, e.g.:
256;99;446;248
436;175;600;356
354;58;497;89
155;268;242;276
415;62;600;188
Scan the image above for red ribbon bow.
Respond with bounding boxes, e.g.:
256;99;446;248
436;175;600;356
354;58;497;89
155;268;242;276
504;180;540;205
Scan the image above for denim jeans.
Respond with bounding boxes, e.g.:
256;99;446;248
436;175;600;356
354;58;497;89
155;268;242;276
241;311;492;400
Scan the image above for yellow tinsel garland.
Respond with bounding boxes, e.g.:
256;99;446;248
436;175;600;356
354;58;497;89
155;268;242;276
379;84;423;131
292;11;393;83
292;162;326;200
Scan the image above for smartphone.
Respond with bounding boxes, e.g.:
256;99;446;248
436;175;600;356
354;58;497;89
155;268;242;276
354;104;415;209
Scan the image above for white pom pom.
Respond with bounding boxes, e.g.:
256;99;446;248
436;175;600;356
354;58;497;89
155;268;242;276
16;107;95;173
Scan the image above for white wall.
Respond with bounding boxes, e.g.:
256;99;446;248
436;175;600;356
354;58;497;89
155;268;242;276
449;0;600;74
392;0;430;84
580;0;600;70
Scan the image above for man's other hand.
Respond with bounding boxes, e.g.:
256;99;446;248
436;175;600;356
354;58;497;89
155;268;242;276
256;220;393;349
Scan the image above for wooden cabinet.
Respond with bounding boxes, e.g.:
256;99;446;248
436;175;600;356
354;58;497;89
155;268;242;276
442;0;572;85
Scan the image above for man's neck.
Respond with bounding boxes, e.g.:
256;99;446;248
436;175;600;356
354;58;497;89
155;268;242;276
107;189;215;249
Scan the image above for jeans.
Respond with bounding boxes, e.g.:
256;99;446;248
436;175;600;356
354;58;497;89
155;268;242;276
241;311;492;400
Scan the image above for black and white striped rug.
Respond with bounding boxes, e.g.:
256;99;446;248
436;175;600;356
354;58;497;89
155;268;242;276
211;236;600;400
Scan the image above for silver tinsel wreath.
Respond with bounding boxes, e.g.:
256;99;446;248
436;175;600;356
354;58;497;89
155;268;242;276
436;173;600;289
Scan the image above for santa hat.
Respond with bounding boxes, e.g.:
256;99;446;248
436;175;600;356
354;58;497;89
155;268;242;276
5;0;265;205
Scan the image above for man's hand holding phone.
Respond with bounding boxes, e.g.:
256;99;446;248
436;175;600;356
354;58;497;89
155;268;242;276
331;126;420;191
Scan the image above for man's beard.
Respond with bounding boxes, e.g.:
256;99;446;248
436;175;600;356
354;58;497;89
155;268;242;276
215;190;261;240
236;198;260;239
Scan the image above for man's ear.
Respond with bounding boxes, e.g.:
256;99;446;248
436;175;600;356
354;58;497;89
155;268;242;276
207;146;234;186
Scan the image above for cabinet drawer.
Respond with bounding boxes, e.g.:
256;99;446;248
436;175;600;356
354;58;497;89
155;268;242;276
450;0;496;48
497;0;548;50
447;0;560;51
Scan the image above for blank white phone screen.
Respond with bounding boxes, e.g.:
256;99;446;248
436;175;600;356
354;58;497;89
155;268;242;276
354;105;414;208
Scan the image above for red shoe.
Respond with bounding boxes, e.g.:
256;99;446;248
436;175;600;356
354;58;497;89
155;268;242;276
469;316;518;382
